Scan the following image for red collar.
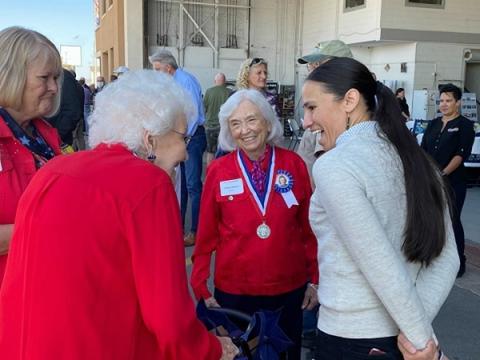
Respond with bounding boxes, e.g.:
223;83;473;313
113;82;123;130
93;142;132;154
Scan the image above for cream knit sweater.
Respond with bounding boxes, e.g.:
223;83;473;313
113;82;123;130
310;121;459;349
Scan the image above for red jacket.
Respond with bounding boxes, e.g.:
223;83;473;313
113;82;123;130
0;115;61;283
0;144;221;360
191;146;319;300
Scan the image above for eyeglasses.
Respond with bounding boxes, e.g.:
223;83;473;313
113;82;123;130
249;58;266;67
171;129;191;145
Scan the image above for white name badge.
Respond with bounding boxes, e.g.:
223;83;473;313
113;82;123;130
447;127;459;132
220;178;244;196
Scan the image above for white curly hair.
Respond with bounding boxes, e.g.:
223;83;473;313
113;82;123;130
88;70;196;152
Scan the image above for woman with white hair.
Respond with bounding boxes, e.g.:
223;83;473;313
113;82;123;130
0;26;63;285
191;89;319;360
0;70;238;360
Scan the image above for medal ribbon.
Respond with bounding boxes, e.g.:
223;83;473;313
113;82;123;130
237;146;275;216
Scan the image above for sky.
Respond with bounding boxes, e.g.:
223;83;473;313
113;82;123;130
0;0;95;81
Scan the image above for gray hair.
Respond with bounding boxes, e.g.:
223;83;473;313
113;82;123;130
88;70;195;152
148;49;178;69
218;89;283;152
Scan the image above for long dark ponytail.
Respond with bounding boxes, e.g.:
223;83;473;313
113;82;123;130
307;57;449;266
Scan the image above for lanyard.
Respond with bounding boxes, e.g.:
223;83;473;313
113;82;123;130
236;146;275;217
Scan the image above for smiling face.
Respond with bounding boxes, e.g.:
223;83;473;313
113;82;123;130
228;100;271;160
19;53;60;121
247;63;268;90
302;81;348;151
439;92;460;118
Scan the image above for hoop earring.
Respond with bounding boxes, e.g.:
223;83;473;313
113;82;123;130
345;115;351;130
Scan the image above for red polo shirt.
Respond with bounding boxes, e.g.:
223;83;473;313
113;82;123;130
0;115;61;283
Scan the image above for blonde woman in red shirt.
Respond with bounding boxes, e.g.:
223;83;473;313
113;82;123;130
0;27;63;285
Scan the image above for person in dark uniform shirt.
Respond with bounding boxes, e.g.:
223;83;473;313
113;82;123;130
421;83;475;278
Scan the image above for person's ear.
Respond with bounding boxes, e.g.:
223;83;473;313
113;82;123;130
343;88;361;113
142;130;154;152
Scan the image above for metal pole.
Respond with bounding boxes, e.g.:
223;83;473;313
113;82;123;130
214;0;219;68
181;3;218;54
179;0;184;66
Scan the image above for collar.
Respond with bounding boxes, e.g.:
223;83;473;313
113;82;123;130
239;144;272;172
0;113;54;139
93;142;134;156
336;121;378;147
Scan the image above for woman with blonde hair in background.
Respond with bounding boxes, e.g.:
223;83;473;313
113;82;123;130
236;57;280;118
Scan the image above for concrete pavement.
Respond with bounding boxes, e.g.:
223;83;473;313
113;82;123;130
435;187;480;360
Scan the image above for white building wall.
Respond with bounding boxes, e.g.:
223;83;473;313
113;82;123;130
249;0;298;85
124;0;143;70
302;0;337;52
337;0;382;44
364;43;417;105
381;0;480;33
414;42;475;91
302;0;382;47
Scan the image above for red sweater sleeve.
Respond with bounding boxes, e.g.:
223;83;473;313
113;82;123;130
297;159;319;284
190;164;221;300
125;182;221;359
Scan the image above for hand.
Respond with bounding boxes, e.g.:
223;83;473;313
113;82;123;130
397;333;438;360
217;336;239;360
205;296;221;308
302;284;319;310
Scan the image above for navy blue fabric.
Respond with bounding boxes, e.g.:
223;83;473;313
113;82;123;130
0;108;55;168
181;125;207;233
238;148;273;206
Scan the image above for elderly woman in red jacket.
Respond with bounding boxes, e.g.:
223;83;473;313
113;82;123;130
191;89;319;360
0;70;237;360
0;26;63;284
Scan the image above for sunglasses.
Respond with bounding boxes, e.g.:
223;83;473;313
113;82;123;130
249;57;266;67
171;129;191;145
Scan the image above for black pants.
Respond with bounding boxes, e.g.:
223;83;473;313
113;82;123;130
214;285;306;360
449;180;467;267
315;330;403;360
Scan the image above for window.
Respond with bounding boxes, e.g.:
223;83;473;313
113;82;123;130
345;0;366;11
406;0;445;9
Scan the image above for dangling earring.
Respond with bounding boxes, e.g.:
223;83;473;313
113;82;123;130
345;115;351;130
147;149;156;162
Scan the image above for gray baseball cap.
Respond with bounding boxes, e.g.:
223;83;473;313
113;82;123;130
297;40;353;64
